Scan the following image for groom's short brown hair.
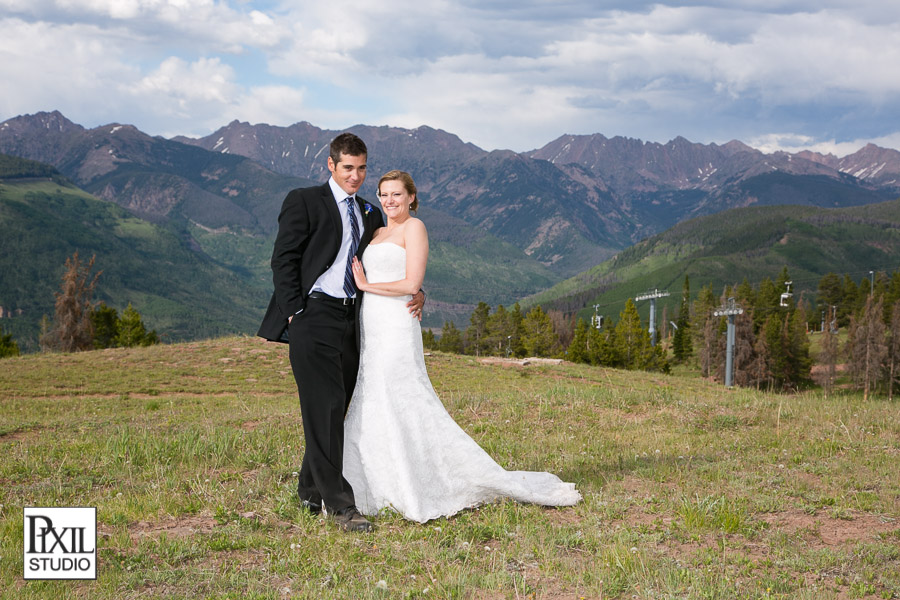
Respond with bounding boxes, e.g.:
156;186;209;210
330;133;367;163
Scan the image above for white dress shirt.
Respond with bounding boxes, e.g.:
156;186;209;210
310;177;366;298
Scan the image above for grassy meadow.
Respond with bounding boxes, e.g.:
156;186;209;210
1;337;898;599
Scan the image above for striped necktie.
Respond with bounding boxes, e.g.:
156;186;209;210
343;197;360;297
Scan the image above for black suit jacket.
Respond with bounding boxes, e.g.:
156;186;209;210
257;183;384;343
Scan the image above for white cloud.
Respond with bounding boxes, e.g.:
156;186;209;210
749;131;900;157
132;56;238;110
2;1;900;154
0;18;139;118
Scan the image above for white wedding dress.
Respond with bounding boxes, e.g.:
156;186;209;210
343;242;581;523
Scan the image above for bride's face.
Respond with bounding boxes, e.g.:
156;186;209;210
378;180;414;219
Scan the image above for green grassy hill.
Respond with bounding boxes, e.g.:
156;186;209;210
528;198;900;322
1;337;898;598
0;177;268;351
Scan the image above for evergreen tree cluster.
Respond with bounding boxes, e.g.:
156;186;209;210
91;302;160;349
823;268;900;400
426;302;565;359
567;299;668;372
690;267;812;391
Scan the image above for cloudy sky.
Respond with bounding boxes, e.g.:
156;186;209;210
2;0;899;155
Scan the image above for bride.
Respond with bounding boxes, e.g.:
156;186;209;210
344;170;581;524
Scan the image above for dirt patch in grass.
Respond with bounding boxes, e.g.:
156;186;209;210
758;509;898;548
0;425;44;442
127;514;220;540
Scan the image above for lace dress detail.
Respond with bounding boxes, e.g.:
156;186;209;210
343;243;581;523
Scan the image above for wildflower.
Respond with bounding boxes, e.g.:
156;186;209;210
375;580;388;590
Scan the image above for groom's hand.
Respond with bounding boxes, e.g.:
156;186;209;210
407;289;425;321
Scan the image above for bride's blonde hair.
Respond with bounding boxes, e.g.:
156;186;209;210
377;170;418;212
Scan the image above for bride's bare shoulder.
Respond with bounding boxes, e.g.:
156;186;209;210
404;217;427;236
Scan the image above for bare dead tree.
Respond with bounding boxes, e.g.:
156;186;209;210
700;315;718;378
846;295;887;401
41;251;101;353
732;310;756;388
889;301;900;401
750;327;773;391
819;306;840;399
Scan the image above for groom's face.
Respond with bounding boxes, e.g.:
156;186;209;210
328;152;368;196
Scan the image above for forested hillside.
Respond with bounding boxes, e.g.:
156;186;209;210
527;198;900;325
0;159;267;351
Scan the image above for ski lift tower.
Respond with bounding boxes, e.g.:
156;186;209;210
635;289;670;346
714;297;744;388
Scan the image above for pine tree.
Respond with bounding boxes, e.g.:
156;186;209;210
886;272;900;316
548;309;574;350
91;303;119;349
672;275;692;362
568;318;590;363
438;321;464;354
761;315;786;389
521;306;558;357
421;329;437;350
735;277;756;307
817;272;843;324
510;303;527;357
589;325;620;368
41;251;101;352
0;324;20;358
786;302;812;388
842;274;860;324
755;277;779;331
115;304;159;347
485;304;511;355
610;299;650;370
750;322;772;390
466;301;491;356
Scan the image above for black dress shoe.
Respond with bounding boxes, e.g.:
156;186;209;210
300;499;322;515
328;506;374;532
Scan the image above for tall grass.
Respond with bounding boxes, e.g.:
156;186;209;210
1;336;898;598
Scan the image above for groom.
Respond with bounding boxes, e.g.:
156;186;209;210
258;133;424;532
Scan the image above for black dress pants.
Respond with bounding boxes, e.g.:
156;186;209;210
288;298;359;512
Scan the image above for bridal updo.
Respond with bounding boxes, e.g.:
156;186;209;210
377;170;418;212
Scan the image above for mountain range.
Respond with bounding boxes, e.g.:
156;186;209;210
2;110;899;346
